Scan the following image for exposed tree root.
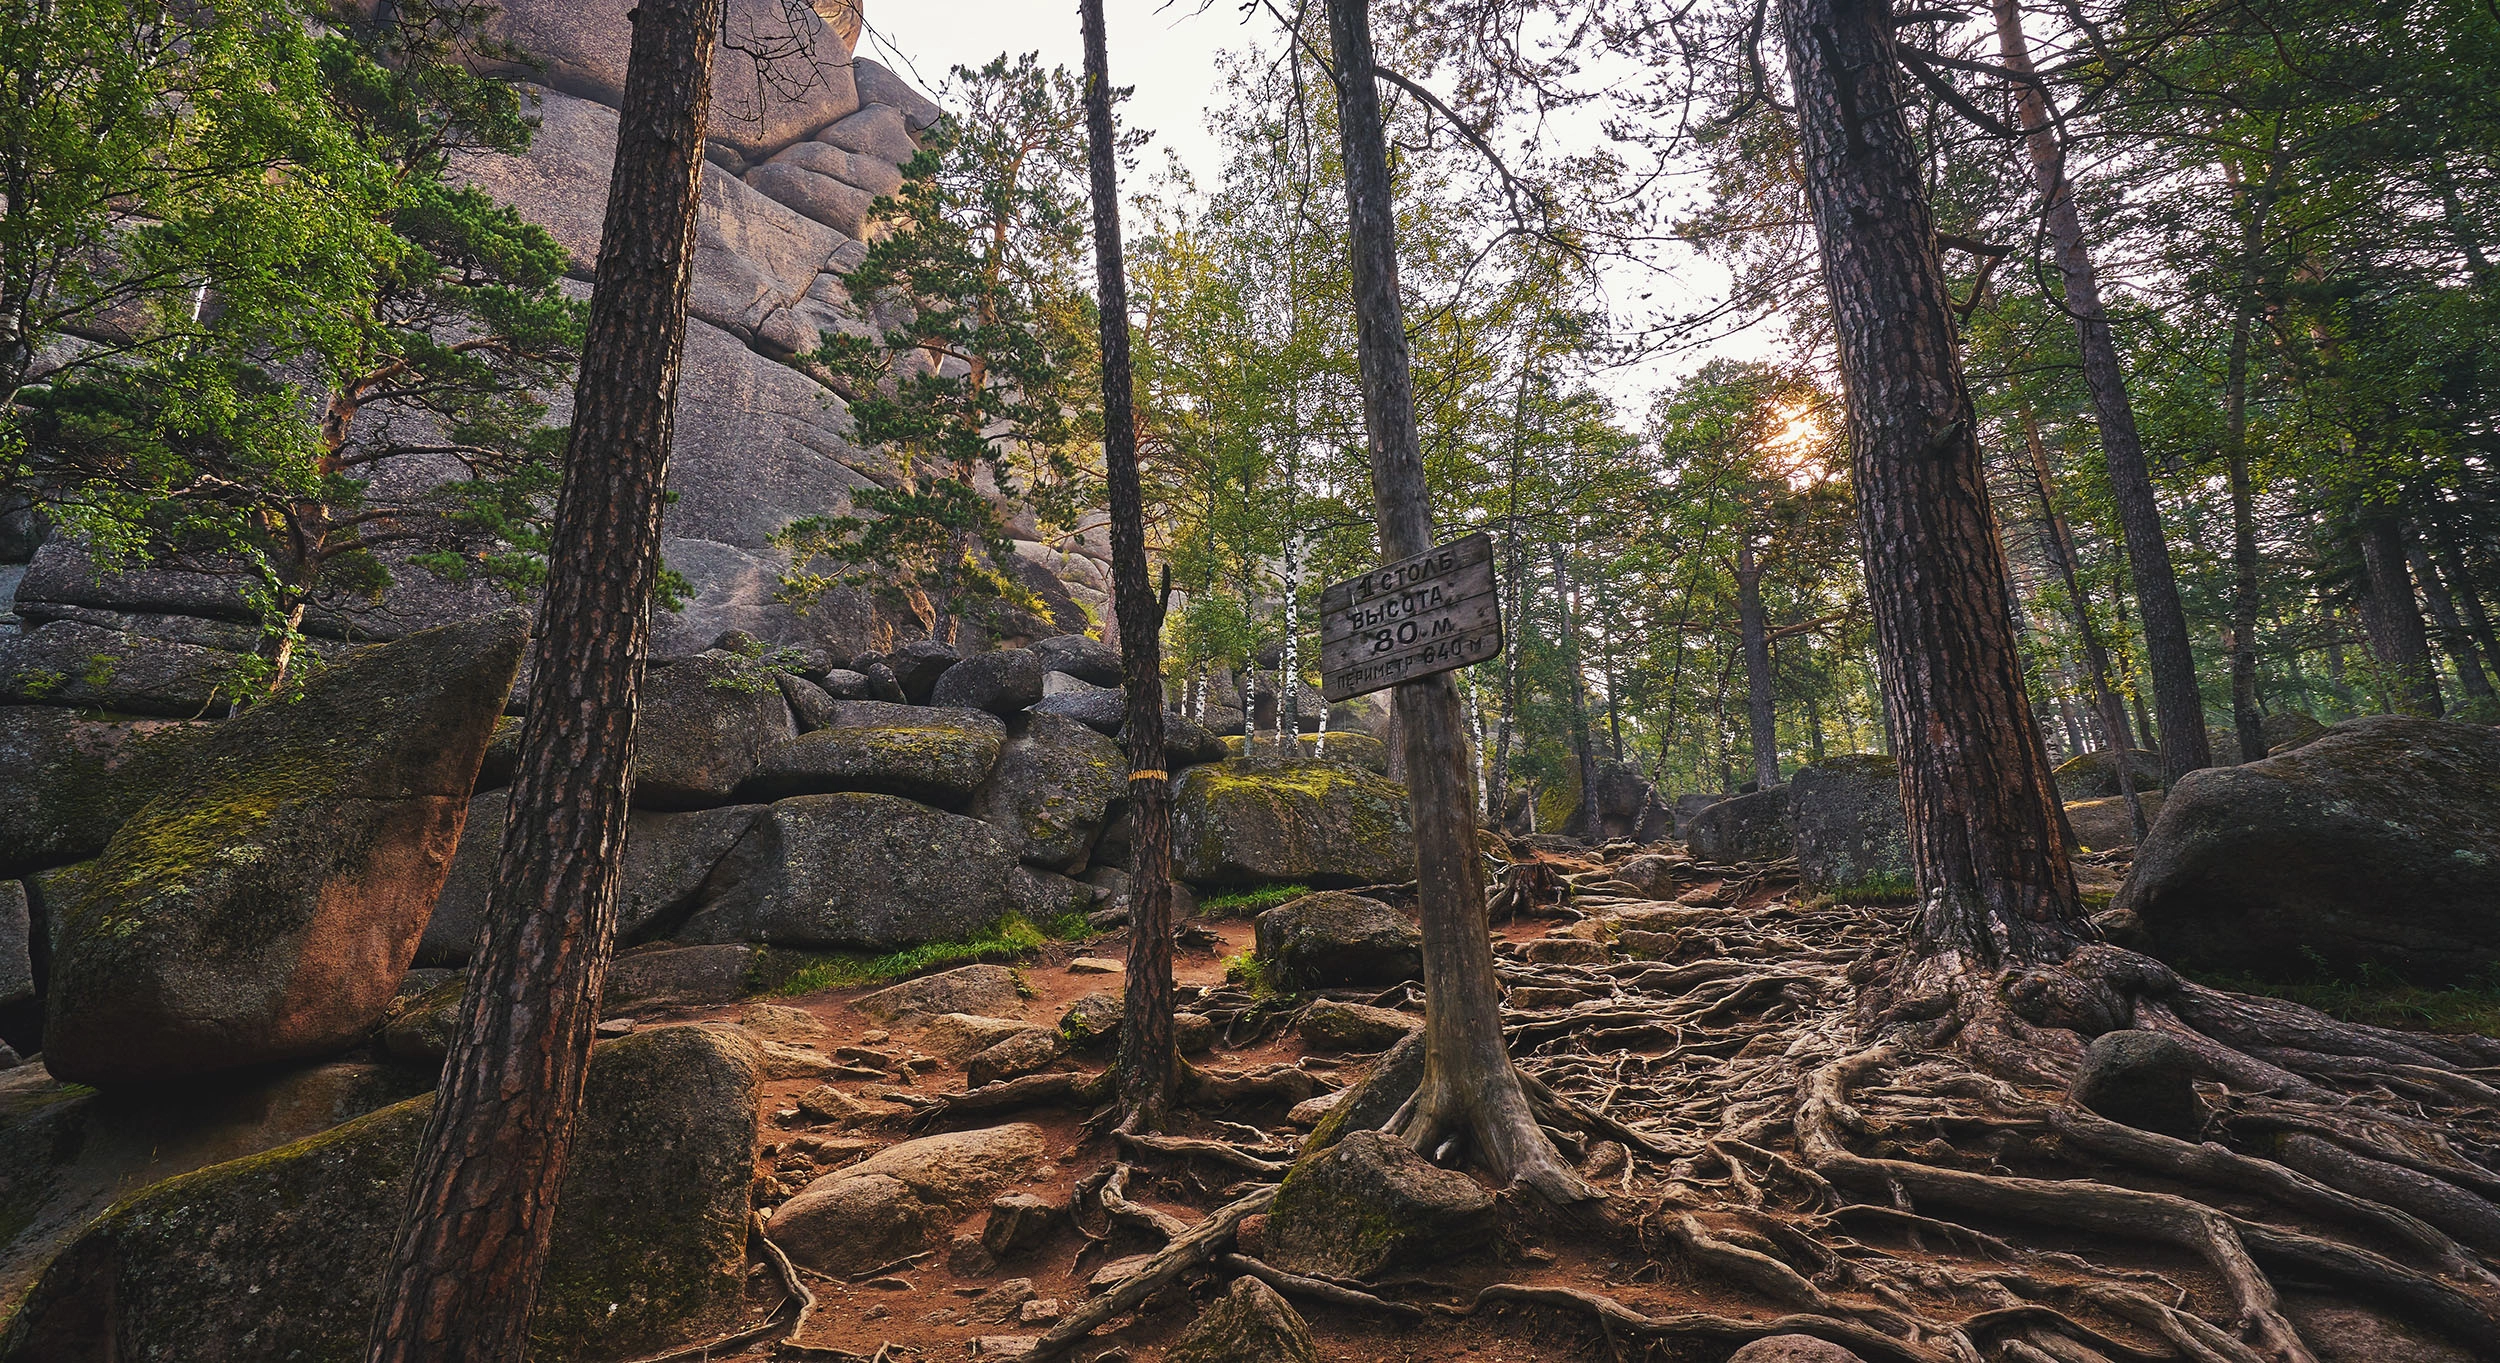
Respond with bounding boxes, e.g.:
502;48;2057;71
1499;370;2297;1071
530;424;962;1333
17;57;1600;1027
1492;882;2500;1363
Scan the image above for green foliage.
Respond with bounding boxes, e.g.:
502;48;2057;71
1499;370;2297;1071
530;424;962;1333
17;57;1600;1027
1221;949;1287;1000
1198;882;1312;918
779;53;1122;646
2;1;581;691
765;912;1090;996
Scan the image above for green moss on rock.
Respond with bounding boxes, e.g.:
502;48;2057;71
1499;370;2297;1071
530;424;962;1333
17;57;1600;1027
1172;758;1413;887
0;1024;760;1363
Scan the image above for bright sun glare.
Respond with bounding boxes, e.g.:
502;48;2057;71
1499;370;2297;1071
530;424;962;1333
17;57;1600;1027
1761;399;1830;489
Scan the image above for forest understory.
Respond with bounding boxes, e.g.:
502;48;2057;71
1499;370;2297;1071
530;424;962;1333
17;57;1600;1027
631;838;2500;1363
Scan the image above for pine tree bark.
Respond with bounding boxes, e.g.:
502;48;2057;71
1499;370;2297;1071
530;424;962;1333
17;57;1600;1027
364;3;720;1359
2354;510;2443;717
1323;0;1587;1201
1735;537;1779;789
1078;0;1177;1132
1991;0;2209;781
1781;0;2085;971
2409;533;2494;708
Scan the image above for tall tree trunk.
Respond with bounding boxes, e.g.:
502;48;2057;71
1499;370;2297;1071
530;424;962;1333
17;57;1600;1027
2221;180;2271;763
1991;0;2209;781
1781;0;2084;971
365;3;720;1357
2409;532;2495;708
2430;519;2500;678
1735;538;1780;789
1547;541;1604;835
2023;409;2146;841
1079;0;1177;1133
1323;0;1586;1201
2353;510;2443;716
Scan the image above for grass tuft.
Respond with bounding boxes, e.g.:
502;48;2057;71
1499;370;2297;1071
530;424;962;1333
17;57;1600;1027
1199;883;1312;918
767;911;1089;997
2191;960;2500;1037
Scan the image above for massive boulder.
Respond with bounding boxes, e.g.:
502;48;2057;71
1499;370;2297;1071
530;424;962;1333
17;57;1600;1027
0;883;30;1026
419;796;762;964
2063;791;2165;853
0;1059;436;1308
1685;784;1793;863
1790;755;1908;895
767;1123;1050;1275
0;707;209;879
1172;757;1413;887
2115;716;2500;986
737;699;1004;806
887;639;960;702
0;1024;760;1363
1033;634;1120;687
2053;748;2165;801
1254;893;1423;989
1263;1130;1493;1279
40;613;527;1086
631;650;798;809
676;793;1021;949
969;713;1126;872
928;646;1045;715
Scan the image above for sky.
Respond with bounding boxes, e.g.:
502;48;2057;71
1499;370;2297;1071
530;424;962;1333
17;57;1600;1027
860;0;1251;189
855;0;1764;403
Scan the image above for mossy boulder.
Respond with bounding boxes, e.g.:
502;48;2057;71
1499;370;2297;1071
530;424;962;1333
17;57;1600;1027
0;1023;760;1363
2115;715;2500;986
1172;757;1413;887
0;619;244;717
736;700;1004;807
418;794;761;964
40;612;527;1086
1033;634;1120;687
2063;791;2165;853
969;712;1127;872
1685;784;1793;863
1299;1028;1421;1155
1285;730;1389;774
631;650;797;810
1790;755;1908;894
1254;893;1422;989
1264;1129;1493;1279
2052;748;2165;801
0;1059;434;1311
1165;1276;1319;1363
0;706;211;879
675;792;1021;950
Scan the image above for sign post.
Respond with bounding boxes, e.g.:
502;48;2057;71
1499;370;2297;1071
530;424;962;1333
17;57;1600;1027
1319;531;1503;702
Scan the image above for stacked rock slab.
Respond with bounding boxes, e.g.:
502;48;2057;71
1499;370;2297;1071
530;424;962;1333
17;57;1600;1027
0;1024;761;1363
41;612;526;1086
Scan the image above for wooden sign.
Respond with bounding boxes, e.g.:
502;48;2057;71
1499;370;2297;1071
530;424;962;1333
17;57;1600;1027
1319;532;1503;702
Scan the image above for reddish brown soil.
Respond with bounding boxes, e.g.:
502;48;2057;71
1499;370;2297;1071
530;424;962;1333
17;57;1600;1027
632;901;1761;1362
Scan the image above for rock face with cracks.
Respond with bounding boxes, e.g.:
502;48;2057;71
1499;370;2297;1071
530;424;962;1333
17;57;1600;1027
40;612;526;1086
2116;715;2500;985
1263;1130;1494;1279
0;1024;761;1363
631;650;799;809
